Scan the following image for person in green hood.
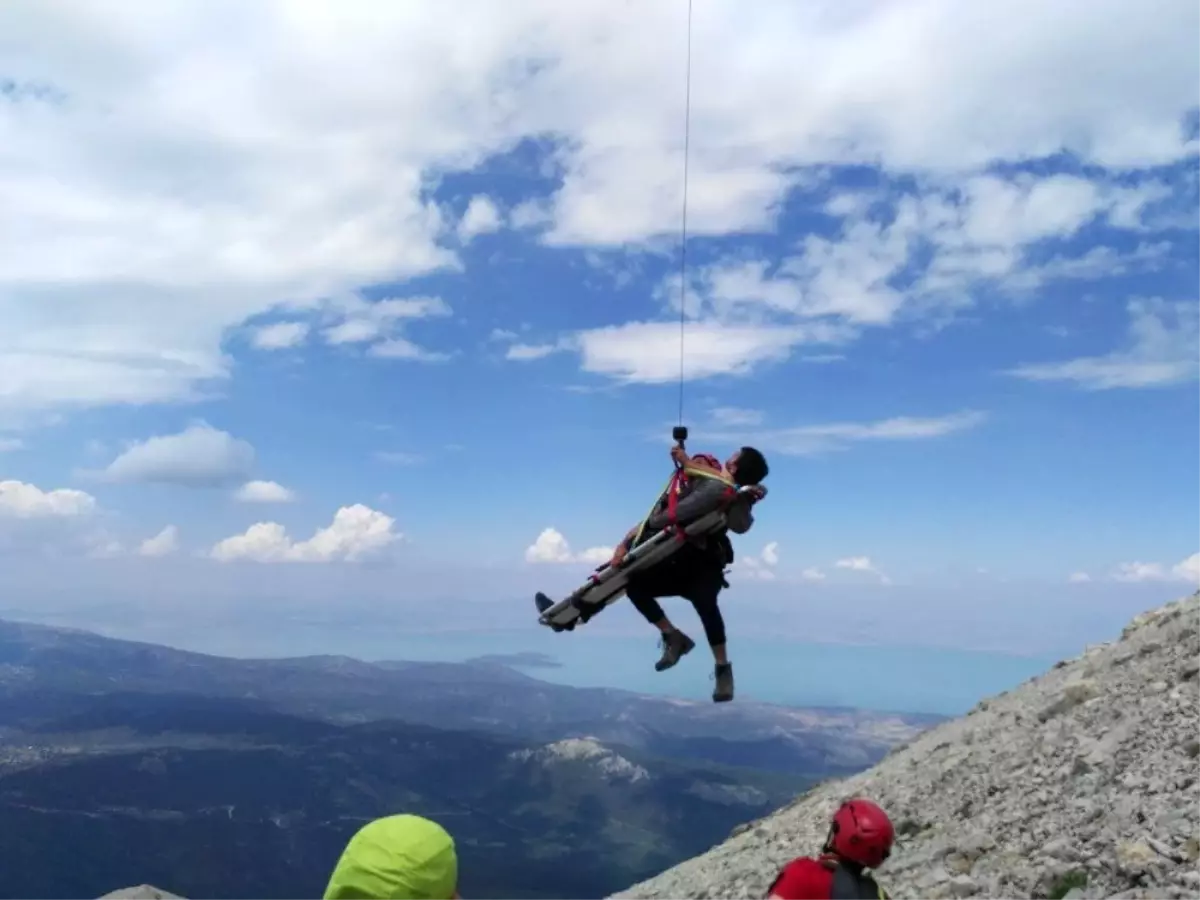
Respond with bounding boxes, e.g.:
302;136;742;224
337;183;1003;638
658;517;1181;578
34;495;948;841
324;814;459;900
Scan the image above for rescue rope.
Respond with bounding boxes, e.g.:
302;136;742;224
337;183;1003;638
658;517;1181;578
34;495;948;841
676;0;694;427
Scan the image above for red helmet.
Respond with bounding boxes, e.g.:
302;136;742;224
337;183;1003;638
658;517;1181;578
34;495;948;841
825;798;894;869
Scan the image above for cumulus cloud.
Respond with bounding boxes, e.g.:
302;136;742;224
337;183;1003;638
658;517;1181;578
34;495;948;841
0;480;96;518
234;480;296;503
85;535;125;559
801;567;827;582
524;528;611;565
1177;553;1200;585
1068;571;1092;583
250;322;309;350
320;295;452;360
529;169;1191;383
733;541;780;581
138;525;180;558
211;504;400;563
835;556;891;584
1112;562;1167;582
1006;298;1199;390
1;0;1195;412
1111;552;1199;584
100;423;255;487
457;195;503;242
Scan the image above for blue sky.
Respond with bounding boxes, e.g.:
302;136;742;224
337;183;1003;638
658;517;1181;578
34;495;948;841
0;1;1197;695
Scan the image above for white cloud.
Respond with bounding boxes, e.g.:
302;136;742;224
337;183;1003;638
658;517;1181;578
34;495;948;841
489;328;569;362
711;410;986;456
0;438;22;452
320;295;452;360
100;423;254;487
1068;571;1092;583
801;567;826;582
1007;298;1199;390
835;555;891;584
211;504;400;563
138;525;179;558
250;321;309;350
525;529;571;563
1111;562;1169;583
324;319;382;346
234;480;297;503
524;527;611;565
86;535;124;559
0;480;96;518
577;545;614;565
507;342;564;362
645;174;1182;370
368;337;452;362
1111;552;1200;584
573;320;852;384
733;541;780;581
1175;553;1200;585
1;0;1194;413
458;195;503;242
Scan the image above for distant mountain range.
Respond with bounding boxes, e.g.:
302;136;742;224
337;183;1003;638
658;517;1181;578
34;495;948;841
0;618;941;899
0;618;940;776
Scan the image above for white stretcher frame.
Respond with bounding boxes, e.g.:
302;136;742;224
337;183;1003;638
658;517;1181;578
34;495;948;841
535;485;758;632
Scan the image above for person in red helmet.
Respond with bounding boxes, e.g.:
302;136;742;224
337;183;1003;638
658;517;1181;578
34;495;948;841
765;798;895;900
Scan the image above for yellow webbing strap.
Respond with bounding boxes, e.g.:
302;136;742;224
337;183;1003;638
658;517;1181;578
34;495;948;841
630;464;736;548
682;463;735;487
631;471;678;549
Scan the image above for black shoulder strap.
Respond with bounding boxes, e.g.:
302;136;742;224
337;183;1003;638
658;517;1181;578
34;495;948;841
830;864;886;899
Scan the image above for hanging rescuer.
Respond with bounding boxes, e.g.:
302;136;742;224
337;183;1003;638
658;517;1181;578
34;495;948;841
535;426;769;703
533;0;774;703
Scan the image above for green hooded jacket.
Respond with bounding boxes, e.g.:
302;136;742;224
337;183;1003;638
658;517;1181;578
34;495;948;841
324;814;457;900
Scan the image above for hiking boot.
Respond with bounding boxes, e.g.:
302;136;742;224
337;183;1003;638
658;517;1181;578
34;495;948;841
712;662;734;702
654;629;696;672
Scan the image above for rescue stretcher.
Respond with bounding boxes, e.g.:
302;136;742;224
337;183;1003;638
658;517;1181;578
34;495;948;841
534;482;762;632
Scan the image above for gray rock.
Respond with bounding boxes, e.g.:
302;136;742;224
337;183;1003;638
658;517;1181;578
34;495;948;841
613;592;1200;900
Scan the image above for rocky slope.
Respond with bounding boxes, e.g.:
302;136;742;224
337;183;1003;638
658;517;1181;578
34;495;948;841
616;591;1200;900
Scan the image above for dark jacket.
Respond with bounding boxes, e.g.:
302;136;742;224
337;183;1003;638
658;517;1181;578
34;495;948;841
639;472;752;567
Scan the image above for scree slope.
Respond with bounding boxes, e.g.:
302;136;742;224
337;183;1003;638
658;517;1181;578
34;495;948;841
613;591;1200;900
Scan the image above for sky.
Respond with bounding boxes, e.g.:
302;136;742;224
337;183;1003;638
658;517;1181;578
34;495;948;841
0;0;1198;700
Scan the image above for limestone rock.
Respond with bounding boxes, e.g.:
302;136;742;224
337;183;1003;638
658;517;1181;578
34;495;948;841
613;592;1200;900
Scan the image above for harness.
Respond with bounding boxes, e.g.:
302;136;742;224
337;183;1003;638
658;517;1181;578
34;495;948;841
631;454;737;549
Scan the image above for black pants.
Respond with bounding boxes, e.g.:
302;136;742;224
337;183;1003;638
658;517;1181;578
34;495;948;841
625;545;727;647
